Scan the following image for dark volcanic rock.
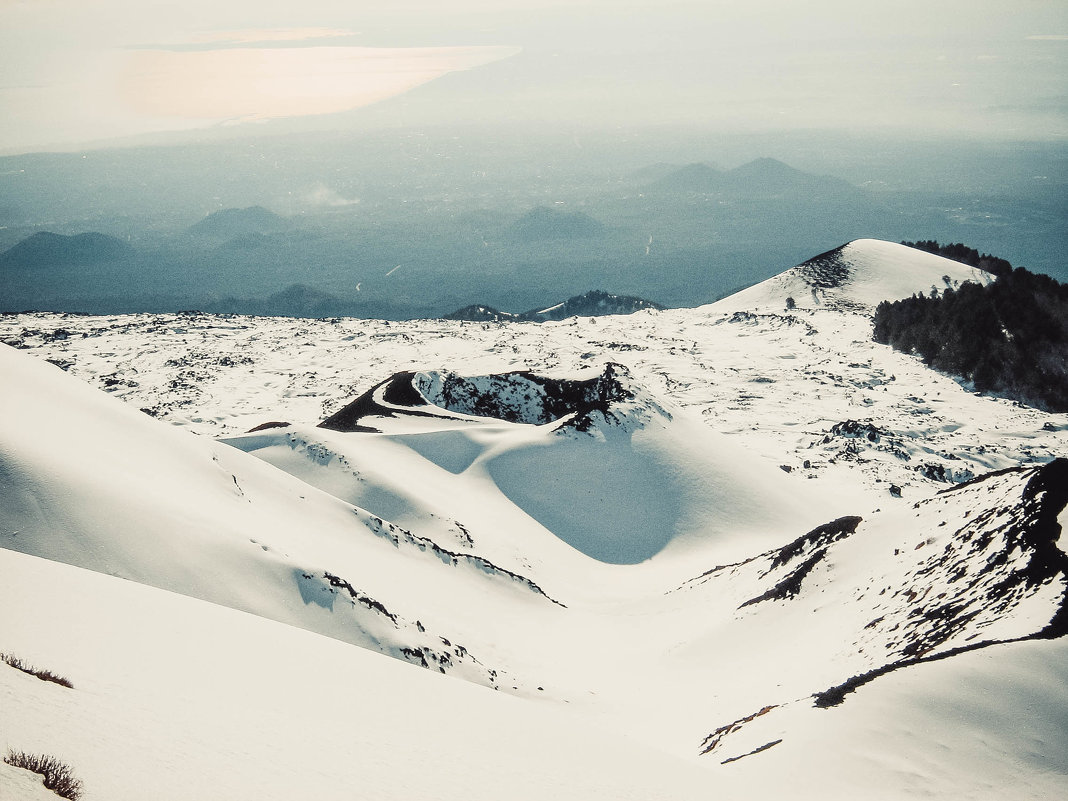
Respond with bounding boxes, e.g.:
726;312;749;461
795;244;850;290
318;363;652;433
442;305;519;323
444;290;663;323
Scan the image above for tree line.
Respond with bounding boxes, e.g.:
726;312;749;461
873;258;1068;412
901;240;1013;277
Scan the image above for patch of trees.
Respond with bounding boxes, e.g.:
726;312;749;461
873;267;1068;412
901;240;1012;277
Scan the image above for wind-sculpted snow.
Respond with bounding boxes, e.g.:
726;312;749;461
2;238;1067;799
351;507;566;607
0;343;558;698
681;460;1068;764
275;362;807;564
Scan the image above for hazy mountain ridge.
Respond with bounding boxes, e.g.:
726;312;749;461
185;205;289;242
445;289;664;322
2;136;1064;318
507;206;606;240
646;157;860;199
0;230;134;267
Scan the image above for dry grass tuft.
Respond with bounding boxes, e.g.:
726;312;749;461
4;750;84;800
1;653;74;689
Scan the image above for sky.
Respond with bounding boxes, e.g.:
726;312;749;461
1;0;1065;153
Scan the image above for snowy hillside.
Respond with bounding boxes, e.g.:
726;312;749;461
717;238;995;312
1;238;1066;799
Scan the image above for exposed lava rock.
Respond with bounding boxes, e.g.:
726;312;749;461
317;371;447;432
319;363;651;433
814;458;1068;707
418;362;636;429
795;244;850;290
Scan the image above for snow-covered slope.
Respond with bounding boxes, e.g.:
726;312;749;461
0;547;733;801
1;238;1066;799
0;343;568;692
717;238;994;312
262;362;832;567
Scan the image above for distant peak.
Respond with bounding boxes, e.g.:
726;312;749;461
443;290;663;323
441;304;519;323
712;239;996;313
732;157;795;173
645;162;724;192
674;162;719;176
187;205;288;239
0;230;134;267
508;207;605;240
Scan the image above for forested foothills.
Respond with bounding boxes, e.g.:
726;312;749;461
873;266;1068;412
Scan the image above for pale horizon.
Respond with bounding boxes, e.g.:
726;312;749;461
1;0;1065;154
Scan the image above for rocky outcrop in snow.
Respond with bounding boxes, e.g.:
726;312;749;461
319;363;671;434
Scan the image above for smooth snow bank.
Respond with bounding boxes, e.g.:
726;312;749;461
0;343;572;693
233;363;837;566
0;548;731;801
0;762;61;801
716;637;1068;800
478;409;830;565
715;238;994;313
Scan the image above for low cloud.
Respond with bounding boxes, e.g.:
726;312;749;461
304;184;360;207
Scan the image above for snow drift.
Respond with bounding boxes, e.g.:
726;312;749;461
2;238;1066;800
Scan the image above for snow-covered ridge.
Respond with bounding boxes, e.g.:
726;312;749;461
715;238;995;313
679;458;1068;764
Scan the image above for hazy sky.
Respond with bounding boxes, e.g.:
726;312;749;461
1;0;1065;153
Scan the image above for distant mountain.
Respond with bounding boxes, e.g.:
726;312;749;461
186;205;288;241
625;161;723;186
442;304;520;322
208;283;351;318
215;232;274;251
645;157;860;199
644;162;723;193
520;289;664;321
724;157;859;197
507;206;606;240
444;290;664;322
726;156;809;183
0;231;134;267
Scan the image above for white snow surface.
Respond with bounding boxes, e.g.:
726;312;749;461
717;238;996;312
1;239;1066;799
